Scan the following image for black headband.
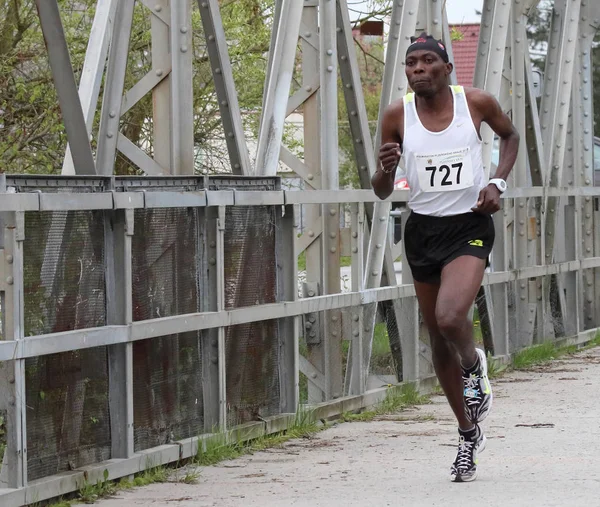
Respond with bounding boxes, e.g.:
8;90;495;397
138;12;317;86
405;33;450;63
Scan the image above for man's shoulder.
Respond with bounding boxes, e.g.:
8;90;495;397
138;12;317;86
383;97;406;116
463;87;495;108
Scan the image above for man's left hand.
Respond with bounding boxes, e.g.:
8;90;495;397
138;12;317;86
472;184;501;215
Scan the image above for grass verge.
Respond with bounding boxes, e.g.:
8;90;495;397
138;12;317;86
511;332;600;370
339;383;430;423
484;331;600;373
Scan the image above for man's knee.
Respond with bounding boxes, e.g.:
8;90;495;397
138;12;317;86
435;306;467;339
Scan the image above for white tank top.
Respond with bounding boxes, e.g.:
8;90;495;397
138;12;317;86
402;85;485;216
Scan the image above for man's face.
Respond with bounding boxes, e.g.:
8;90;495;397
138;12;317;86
405;50;452;97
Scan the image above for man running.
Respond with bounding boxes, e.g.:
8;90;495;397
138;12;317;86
372;33;519;482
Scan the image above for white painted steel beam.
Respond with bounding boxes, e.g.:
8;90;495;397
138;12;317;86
62;0;118;175
255;0;304;176
472;0;512;179
151;0;172;172
96;0;136;175
320;0;343;401
511;6;535;347
170;0;195;175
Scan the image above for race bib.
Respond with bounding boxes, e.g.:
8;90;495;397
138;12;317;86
415;147;474;193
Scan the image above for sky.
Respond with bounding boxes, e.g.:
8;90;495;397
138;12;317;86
348;0;484;24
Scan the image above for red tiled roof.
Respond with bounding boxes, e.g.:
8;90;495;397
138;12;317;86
449;24;481;87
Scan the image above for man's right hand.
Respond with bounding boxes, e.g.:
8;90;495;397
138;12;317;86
378;143;401;173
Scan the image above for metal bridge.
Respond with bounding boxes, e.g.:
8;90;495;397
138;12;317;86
0;0;599;505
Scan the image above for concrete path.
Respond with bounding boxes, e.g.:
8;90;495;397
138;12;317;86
92;347;600;507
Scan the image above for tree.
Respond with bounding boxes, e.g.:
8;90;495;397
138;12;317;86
0;0;277;175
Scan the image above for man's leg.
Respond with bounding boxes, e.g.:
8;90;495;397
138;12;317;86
431;255;489;483
413;280;473;431
436;255;486;368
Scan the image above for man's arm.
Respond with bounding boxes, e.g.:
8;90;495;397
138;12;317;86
469;89;520;213
372;101;403;200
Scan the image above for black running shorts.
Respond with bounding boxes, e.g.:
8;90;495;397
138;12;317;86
404;211;495;285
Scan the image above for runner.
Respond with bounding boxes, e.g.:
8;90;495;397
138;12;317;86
372;33;519;482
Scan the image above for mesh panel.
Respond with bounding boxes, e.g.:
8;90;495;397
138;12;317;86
132;208;204;451
369;305;398;382
224;205;280;426
23;211;108;481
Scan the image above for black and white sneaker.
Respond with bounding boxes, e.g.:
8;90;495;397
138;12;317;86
463;348;493;423
450;425;486;483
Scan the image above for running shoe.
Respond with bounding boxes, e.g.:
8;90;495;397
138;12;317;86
450;424;486;482
463;347;493;423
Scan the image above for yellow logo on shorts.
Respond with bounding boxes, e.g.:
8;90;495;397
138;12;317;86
468;239;484;247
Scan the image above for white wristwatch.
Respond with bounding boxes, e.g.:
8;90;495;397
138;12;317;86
488;178;507;193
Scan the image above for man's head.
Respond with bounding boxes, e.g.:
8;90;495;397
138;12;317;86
405;32;453;97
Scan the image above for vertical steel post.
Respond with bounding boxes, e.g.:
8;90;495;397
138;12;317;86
278;205;299;412
105;206;134;458
524;46;547;342
170;0;195;175
347;202;365;395
511;5;535;347
151;0;172;173
216;206;227;428
300;2;325;404
320;0;343;400
577;4;600;329
202;205;221;431
539;0;581;337
0;209;27;487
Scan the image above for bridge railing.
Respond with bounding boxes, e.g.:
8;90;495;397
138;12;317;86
0;175;599;506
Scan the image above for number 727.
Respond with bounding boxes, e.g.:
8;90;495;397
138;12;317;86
425;162;463;187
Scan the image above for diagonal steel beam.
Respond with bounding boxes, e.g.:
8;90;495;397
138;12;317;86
62;0;119;175
35;0;96;175
96;0;136;175
197;0;253;175
255;0;304;176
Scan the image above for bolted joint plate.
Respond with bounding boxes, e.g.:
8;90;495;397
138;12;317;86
302;281;322;345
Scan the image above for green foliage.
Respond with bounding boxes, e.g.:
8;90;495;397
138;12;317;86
0;0;277;175
194;414;320;467
340;383;430;422
512;341;579;369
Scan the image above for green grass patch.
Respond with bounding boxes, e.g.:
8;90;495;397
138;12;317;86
43;462;187;506
340;383;430;423
512;341;579;369
297;252;352;271
194;410;319;469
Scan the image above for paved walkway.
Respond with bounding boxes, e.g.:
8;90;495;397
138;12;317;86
92;347;600;507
